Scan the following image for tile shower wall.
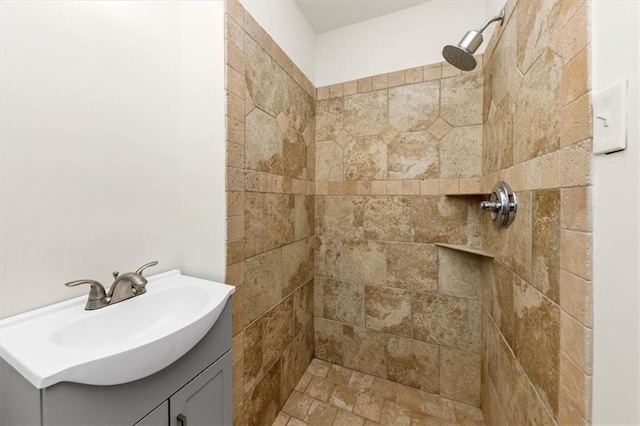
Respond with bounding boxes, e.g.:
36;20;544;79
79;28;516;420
224;2;317;425
313;61;486;407
480;0;592;424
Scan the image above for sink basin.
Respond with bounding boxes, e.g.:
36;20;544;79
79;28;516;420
0;270;235;389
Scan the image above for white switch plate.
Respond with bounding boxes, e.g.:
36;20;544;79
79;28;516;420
593;78;627;155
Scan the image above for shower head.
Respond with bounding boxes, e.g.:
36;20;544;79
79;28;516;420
442;8;505;71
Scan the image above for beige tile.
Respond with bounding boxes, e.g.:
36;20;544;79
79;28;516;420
453;401;485;425
316;98;344;141
243;249;284;323
344;90;388;137
563;47;589;105
245;108;283;174
344;136;387;180
325;364;354;387
559;351;591;420
317;86;330;101
387;336;439;393
440;347;481;406
388;81;440;133
459;178;481;194
372;74;388;90
357;77;373;93
342;326;388;378
307;358;332;378
370;180;387;195
343;80;358;96
439;178;459;194
483;96;514;175
245;37;289;117
323;278;364;326
532;190;561;302
387;243;437;292
378;400;413;426
349;371;376;393
333;409;365;426
386;180;403;195
227;215;245;241
561;139;592;187
427;117;453;140
405;67;423;84
438;248;482;299
514;49;562;163
561;229;592;281
329;385;358;411
560;269;592;327
561;311;592;374
287;418;310;426
559;390;587;426
412;196;468;244
562;93;592;147
388;132;439;179
420;179;439;195
342;239;386;284
560;186;592;232
282;239;312;296
412;293;478;352
527;381;556;426
314;318;343;365
315;237;342;279
306;376;336;402
423;63;442;81
441;73;483;126
363;196;412;241
329;83;344;99
353;393;384;422
442;62;462;78
243;297;294;391
316;196;364;239
513;279;560;416
365;286;412;337
305;399;338;426
283;391;315;420
296;372;314;393
388;70;405;87
516;0;561;74
561;2;588;64
273;412;291;426
315;140;343;182
369;377;400;402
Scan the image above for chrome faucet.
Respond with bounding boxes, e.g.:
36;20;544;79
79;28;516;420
64;261;158;310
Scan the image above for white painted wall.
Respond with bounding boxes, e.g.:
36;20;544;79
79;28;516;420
591;1;640;424
239;0;316;82
0;1;226;319
314;1;496;87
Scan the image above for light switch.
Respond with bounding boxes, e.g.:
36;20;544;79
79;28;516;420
593;78;627;155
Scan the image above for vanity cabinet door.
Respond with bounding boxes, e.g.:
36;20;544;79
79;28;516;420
134;401;169;426
169;351;232;426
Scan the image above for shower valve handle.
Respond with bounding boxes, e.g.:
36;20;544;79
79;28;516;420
480;201;502;212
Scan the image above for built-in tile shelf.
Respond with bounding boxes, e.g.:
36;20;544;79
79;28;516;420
435;244;494;258
443;193;486;197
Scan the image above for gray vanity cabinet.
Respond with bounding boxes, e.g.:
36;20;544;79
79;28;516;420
169;352;232;426
0;301;233;426
135;402;169;426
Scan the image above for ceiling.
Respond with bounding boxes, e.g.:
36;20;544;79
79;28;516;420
295;0;431;33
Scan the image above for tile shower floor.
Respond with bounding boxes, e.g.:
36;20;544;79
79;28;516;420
272;359;485;426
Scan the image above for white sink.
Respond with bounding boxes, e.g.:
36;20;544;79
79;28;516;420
0;270;235;389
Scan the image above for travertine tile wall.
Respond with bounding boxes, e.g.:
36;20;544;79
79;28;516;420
313;60;487;407
224;2;317;425
480;0;592;424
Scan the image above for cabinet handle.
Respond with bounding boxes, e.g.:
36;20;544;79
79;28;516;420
177;413;187;426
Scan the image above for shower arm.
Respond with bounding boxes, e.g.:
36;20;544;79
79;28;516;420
477;9;505;34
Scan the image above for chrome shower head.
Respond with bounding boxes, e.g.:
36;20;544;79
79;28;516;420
442;8;504;71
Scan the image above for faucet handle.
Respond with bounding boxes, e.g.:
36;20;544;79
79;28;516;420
135;261;158;276
64;280;108;310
